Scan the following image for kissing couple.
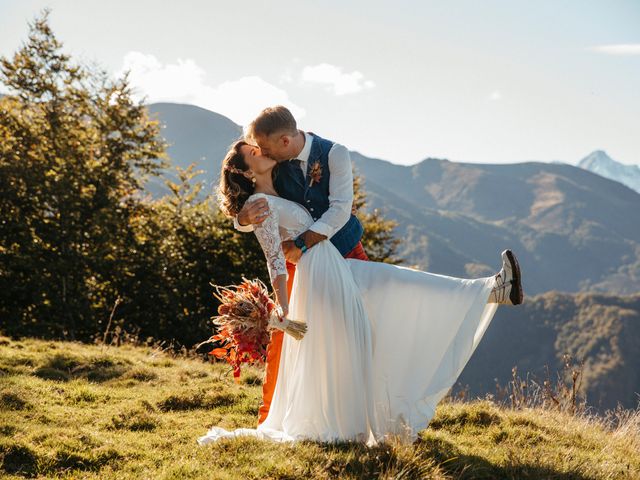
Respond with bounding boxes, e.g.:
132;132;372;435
198;105;524;446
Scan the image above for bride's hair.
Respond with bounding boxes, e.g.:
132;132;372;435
217;140;254;217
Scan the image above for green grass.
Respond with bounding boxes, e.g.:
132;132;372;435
0;336;638;479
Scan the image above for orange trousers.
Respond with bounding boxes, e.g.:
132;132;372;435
257;241;369;425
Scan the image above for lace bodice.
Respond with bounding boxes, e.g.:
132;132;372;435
248;193;315;282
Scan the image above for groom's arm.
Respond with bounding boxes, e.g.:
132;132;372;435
283;143;354;261
307;143;354;239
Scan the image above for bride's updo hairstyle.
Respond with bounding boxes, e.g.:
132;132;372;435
217;140;254;218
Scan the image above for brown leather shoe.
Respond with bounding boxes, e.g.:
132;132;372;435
488;249;524;305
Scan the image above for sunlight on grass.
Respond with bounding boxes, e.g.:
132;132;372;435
0;336;638;479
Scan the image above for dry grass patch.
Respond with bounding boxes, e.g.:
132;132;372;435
0;336;637;479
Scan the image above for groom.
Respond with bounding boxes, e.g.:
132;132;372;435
233;105;370;424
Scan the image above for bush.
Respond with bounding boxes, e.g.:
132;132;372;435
0;12;267;347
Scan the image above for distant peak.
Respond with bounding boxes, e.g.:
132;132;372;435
578;150;617;168
586;149;611;159
576;149;640;193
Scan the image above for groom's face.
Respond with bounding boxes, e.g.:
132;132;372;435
253;132;292;163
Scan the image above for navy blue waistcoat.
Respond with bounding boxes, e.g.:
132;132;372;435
273;133;364;256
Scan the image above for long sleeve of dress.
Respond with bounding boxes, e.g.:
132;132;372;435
233;214;254;232
253;198;288;283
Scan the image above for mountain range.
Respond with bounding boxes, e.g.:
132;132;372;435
146;102;640;297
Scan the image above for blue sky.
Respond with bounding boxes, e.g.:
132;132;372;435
1;0;638;166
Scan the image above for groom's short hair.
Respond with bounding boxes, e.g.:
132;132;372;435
247;105;297;139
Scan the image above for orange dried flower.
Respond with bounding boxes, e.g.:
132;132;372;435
309;161;322;187
199;278;279;380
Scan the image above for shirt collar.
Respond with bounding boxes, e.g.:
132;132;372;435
295;131;312;164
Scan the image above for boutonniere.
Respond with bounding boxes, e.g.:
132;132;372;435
309;161;323;187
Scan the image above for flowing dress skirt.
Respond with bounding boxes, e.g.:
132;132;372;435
197;241;498;446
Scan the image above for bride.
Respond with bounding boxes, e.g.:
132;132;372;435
197;140;524;447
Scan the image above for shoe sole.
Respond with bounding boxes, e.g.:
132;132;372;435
504;249;523;305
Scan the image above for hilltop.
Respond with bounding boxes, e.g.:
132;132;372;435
1;337;638;479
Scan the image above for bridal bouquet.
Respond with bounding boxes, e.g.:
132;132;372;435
199;278;307;381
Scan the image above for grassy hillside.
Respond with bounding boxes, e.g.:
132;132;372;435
457;291;640;412
1;338;638;479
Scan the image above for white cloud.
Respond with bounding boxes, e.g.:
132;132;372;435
116;51;305;125
588;44;640;56
300;63;375;95
279;67;294;84
488;90;502;101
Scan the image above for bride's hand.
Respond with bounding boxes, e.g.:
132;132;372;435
280;305;289;318
238;198;270;226
282;240;302;264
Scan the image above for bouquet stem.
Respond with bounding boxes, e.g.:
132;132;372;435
268;316;308;340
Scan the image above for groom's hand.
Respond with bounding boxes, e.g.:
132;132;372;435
238;198;269;226
282;231;328;263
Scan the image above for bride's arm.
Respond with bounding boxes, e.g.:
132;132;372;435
252;199;289;314
271;274;289;317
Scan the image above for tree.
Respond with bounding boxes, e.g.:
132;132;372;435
352;169;403;264
0;10;167;338
0;11;270;345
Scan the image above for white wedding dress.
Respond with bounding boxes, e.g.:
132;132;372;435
198;193;499;446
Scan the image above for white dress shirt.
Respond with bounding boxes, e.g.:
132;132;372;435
234;131;354;239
